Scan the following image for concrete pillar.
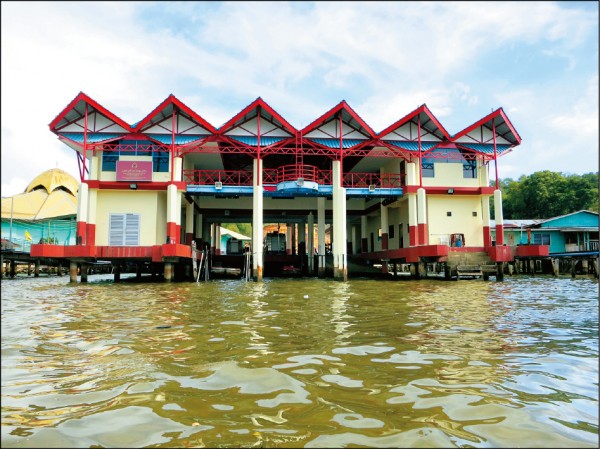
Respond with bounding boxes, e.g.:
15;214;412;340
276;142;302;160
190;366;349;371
332;161;347;281
27;262;32;276
166;184;179;244
81;264;88;283
185;199;195;245
380;202;389;273
34;259;40;277
252;158;264;281
482;196;491;247
351;225;358;255
195;213;203;240
318;196;326;277
298;221;306;255
551;258;559;277
211;223;217;253
69;262;78;283
286;223;293;255
76;182;89;245
202;220;210;249
136;263;142;279
164;262;173;282
114;264;121;282
361;215;368;253
173;156;183;182
417;187;428;245
570;259;576;278
10;260;16;278
408;194;418;246
215;224;221;255
308;212;314;273
87;188;97;245
494;189;504;246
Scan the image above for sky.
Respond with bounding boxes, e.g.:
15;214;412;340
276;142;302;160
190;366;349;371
1;1;598;197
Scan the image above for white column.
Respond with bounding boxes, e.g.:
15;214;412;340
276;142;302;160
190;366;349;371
351;224;358;254
173;156;183;182
318;196;326;276
87;187;97;244
166;184;178;243
408;194;418;246
77;182;89;224
494;189;504;246
308;212;314;273
286;223;293;255
332;160;347;280
186;199;194;243
252;158;264;281
380;202;389;249
215;224;221;255
417;187;427;245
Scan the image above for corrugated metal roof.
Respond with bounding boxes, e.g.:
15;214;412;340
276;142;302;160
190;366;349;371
457;143;512;154
384;141;438;151
306;138;367;149
60;132;124;143
228;136;289;146
146;134;208;144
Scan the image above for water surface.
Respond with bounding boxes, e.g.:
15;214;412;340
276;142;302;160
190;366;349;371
1;274;598;447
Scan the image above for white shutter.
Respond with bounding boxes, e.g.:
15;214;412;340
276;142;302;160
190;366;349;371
124;213;140;246
109;214;125;246
109;213;140;246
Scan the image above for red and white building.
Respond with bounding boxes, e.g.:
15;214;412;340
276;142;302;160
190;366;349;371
31;92;548;281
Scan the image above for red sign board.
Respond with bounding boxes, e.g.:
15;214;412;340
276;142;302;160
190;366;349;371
116;161;153;182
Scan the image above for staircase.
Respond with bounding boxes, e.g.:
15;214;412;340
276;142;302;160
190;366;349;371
446;250;496;279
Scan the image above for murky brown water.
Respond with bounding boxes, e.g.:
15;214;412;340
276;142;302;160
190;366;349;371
1;274;598;448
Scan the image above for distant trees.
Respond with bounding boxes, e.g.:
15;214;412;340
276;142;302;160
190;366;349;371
492;171;599;219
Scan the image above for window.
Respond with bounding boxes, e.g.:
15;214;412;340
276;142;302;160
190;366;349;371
532;233;550;245
421;161;434;177
472;211;478;217
101;140;170;173
463;160;477;178
447;211;452;217
109;213;140;246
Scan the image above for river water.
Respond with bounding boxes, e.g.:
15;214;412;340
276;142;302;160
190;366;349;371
1;274;598;448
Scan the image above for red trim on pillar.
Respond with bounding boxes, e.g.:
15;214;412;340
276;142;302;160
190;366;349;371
381;233;389;250
86;224;96;246
185;233;194;245
409;225;418;246
495;224;504;246
166;222;177;243
176;224;181;244
483;226;491;247
361;238;368;253
417;223;428;245
76;221;87;245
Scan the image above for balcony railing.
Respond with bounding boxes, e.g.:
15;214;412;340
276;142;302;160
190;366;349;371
183;166;404;189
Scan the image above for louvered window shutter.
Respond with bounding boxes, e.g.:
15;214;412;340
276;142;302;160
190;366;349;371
109;213;140;246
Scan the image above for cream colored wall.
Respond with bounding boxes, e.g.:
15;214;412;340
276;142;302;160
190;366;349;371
426;195;484;246
155;191;167;244
95;190;165;246
422;162;480;187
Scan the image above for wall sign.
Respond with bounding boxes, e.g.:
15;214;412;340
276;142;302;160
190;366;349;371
116;161;153;182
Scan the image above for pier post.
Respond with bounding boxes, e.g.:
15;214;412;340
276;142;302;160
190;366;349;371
496;262;504;281
380;202;389;273
508;263;514;275
10;260;16;278
529;259;535;276
136;263;142;279
57;262;62;276
34;260;40;277
69;262;78;283
27;262;32;276
551;258;559;277
81;264;88;283
570;259;576;278
114;264;121;283
418;261;427;278
164;262;173;282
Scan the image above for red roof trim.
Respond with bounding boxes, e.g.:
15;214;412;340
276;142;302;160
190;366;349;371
300;100;375;137
377;104;451;140
49;92;133;133
218;97;297;135
134;94;218;134
452;108;521;145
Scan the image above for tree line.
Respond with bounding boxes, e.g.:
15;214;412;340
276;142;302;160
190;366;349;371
492;171;598;219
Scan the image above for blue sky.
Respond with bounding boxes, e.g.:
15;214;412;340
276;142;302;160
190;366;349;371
1;1;598;196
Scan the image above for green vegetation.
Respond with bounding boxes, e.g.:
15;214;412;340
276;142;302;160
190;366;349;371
492;171;598;219
221;223;252;237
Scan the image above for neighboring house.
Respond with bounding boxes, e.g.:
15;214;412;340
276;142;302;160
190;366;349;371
492;210;599;255
1;168;78;251
219;227;251;254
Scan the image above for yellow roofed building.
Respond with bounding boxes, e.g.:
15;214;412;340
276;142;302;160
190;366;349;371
1;168;78;250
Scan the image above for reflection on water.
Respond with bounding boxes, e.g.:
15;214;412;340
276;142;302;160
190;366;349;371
1;275;598;448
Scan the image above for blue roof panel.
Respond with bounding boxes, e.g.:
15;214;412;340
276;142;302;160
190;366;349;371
60;132;124;143
384;141;438;151
228;136;288;146
146;134;208;144
306;138;367;149
457;143;512;154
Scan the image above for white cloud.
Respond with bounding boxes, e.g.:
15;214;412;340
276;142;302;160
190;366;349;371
1;0;597;195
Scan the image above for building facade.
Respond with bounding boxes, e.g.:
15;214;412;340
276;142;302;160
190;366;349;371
31;92;549;281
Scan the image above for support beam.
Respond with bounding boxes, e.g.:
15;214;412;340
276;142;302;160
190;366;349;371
69;262;78;283
252;158;264;281
318;196;326;277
